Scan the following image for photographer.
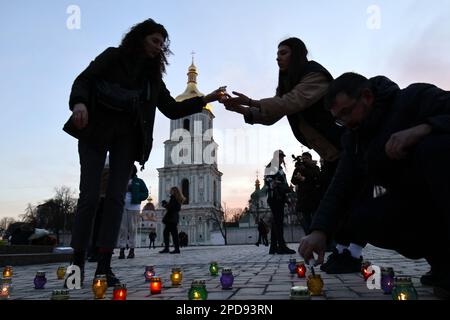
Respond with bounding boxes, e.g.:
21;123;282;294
291;152;321;235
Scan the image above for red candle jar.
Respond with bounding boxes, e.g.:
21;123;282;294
361;261;373;281
150;277;162;294
295;262;307;278
112;284;127;300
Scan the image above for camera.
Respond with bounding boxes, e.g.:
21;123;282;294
292;154;305;169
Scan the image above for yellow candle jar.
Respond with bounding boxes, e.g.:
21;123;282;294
170;268;183;286
92;275;108;299
2;266;13;279
56;266;66;280
307;274;324;296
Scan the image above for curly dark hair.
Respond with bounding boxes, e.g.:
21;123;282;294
120;19;172;76
276;37;309;97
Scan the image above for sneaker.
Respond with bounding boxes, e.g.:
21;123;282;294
159;248;169;254
105;271;121;287
320;248;339;272
170;249;180;254
94;271;121;287
325;249;362;274
255;242;260;247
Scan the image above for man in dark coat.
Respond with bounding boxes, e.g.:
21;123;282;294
291;152;321;235
299;72;450;299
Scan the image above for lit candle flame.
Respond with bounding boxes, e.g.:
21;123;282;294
399;293;407;300
193;291;201;300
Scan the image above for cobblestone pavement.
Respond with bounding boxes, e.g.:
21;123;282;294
2;244;439;300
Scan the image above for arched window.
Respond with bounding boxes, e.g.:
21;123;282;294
183;119;190;132
182;179;190;204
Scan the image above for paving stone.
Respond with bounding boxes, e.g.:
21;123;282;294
1;244;440;300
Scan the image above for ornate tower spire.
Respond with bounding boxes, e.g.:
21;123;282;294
255;170;261;191
187;51;198;84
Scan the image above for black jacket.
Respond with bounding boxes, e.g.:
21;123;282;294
162;195;182;225
68;47;205;167
291;162;321;212
311;76;450;236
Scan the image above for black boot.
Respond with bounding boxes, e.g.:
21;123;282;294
127;248;135;259
118;248;125;259
96;251;121;287
277;242;296;255
269;244;278;254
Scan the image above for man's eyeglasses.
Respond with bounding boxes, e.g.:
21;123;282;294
332;99;359;127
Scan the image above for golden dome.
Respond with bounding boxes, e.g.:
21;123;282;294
175;57;213;113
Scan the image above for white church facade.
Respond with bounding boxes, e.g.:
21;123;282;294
156;59;224;245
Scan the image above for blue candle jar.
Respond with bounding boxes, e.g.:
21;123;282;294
380;267;395;294
220;268;234;290
34;271;47;289
288;258;297;274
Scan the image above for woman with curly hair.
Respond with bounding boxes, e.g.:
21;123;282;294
65;19;225;286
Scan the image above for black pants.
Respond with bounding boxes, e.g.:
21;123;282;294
300;210;313;236
319;159;367;247
163;223;179;250
342;135;450;266
71;130;138;250
268;200;286;247
87;197;105;258
149;240;155;248
257;232;269;245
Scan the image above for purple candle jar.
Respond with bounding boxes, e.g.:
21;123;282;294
381;267;395;294
144;266;155;282
288;258;297;274
220;268;234;290
34;271;47;289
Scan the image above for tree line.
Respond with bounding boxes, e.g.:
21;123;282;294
0;186;77;244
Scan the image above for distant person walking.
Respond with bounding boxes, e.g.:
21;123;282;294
148;231;157;249
255;218;269;246
160;187;185;254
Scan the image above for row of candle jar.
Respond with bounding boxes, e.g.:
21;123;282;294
361;262;418;299
3;265;67;280
1;266;14;300
92;277;209;300
145;265;234;289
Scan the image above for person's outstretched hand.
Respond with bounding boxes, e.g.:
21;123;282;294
298;230;327;266
72;103;89;130
203;86;231;104
223;91;251;109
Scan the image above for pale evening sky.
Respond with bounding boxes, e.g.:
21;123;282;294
1;0;449;220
